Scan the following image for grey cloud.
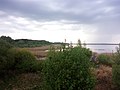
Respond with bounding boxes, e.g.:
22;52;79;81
0;0;120;23
0;0;120;44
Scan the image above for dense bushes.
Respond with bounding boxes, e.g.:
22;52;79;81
112;49;120;89
0;39;43;89
9;49;37;72
42;46;95;90
0;39;13;70
0;39;40;74
98;54;113;66
0;39;13;55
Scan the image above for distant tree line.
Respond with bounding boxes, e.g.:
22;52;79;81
0;36;54;47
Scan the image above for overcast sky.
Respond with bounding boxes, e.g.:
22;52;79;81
0;0;120;52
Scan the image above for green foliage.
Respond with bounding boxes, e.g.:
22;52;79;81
0;36;14;44
82;48;92;58
112;65;120;89
32;60;43;72
0;39;13;54
13;49;37;72
43;46;95;90
14;39;52;47
4;48;17;70
112;49;120;89
98;54;113;66
0;39;13;70
0;36;52;47
0;41;40;73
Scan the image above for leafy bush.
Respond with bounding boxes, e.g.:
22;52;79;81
0;39;41;73
4;48;17;70
30;60;43;72
0;36;14;44
13;49;37;72
0;39;13;70
112;65;120;89
82;47;92;58
112;49;120;89
98;54;113;66
0;39;13;55
42;46;95;90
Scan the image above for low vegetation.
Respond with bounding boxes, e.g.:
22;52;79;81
0;39;43;89
0;36;120;90
0;39;13;71
0;36;52;47
112;48;120;89
42;46;95;90
97;54;113;66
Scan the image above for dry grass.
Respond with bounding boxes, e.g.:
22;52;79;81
21;45;62;60
3;73;43;90
21;46;51;60
94;65;114;90
24;46;51;51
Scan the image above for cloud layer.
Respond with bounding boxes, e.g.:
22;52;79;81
0;0;120;52
1;0;120;22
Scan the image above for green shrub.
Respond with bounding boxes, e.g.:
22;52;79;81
0;39;13;52
112;50;120;89
31;60;43;72
112;65;120;89
82;48;92;58
42;46;95;90
98;54;113;66
0;41;40;73
4;48;17;70
0;39;13;70
14;49;37;72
